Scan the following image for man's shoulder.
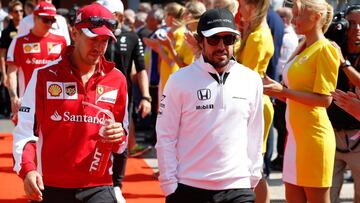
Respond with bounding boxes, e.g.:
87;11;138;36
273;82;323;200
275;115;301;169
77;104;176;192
47;32;67;41
118;30;139;41
232;62;262;81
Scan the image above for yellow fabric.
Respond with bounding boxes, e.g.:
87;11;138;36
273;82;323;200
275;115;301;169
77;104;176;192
237;26;275;153
237;26;274;78
178;38;194;66
160;26;192;91
286;38;340;187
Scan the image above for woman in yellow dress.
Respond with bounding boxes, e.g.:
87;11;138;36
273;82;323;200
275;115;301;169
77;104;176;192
236;0;273;202
263;0;339;202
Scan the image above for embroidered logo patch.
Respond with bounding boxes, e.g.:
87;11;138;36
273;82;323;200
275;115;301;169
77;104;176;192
47;82;63;98
23;43;40;53
64;82;78;99
96;85;118;104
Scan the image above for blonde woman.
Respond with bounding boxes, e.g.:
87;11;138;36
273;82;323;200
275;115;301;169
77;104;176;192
263;0;339;202
156;2;187;92
236;0;274;202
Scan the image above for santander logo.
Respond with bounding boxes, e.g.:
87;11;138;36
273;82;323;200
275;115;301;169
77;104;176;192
50;111;106;125
50;111;62;121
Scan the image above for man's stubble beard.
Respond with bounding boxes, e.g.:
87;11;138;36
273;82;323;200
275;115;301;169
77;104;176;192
203;51;231;70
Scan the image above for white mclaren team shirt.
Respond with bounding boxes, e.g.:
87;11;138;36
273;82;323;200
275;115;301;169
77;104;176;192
156;55;264;196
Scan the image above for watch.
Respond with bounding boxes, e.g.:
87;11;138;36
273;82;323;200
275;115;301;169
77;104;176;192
141;96;152;103
340;59;351;69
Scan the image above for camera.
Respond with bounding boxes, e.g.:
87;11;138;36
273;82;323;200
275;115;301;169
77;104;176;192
155;29;167;40
325;12;349;47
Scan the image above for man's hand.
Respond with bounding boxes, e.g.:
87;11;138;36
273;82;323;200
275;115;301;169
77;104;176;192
137;99;151;118
332;89;360;121
1;73;8;87
24;170;44;202
101;122;126;144
10;96;21;115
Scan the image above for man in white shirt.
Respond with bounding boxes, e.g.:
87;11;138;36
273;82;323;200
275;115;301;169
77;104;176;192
156;8;264;203
17;0;70;45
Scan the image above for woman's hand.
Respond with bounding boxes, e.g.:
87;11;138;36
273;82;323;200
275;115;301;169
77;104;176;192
263;75;285;98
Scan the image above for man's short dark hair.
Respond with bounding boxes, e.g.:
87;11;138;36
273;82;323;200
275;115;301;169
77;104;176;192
345;4;360;16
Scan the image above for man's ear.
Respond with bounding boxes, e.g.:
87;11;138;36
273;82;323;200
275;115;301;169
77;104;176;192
194;33;203;48
71;28;80;41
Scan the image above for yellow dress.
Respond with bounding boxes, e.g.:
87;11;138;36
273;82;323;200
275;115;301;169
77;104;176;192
282;38;339;187
237;25;274;153
159;26;194;92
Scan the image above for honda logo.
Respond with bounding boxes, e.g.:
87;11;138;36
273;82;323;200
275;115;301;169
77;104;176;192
197;89;211;100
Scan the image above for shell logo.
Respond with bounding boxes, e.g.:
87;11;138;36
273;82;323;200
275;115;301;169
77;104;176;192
24;45;32;53
48;84;62;97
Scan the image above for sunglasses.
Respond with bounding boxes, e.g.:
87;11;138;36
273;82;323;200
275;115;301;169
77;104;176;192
13;9;24;13
206;34;237;46
76;16;118;31
41;17;56;24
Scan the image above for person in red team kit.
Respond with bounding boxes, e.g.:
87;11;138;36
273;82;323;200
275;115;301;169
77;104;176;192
12;3;128;203
6;1;66;118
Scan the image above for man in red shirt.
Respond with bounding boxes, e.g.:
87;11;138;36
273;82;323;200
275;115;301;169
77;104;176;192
6;1;66;116
12;3;128;203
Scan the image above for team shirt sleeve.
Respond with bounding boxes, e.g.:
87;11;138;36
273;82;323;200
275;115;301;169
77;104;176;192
247;77;264;187
6;36;18;65
133;36;146;72
13;69;40;178
155;75;182;196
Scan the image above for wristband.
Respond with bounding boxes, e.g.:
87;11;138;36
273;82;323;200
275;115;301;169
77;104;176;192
340;59;351;69
141;96;152;103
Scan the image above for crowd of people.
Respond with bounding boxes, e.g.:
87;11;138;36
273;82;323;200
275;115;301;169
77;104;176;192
0;0;359;202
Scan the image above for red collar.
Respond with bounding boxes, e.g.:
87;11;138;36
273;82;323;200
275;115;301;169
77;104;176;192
60;46;116;78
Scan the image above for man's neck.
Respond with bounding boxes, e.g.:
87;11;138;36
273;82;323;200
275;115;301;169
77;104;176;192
31;28;49;38
347;43;360;54
70;52;96;76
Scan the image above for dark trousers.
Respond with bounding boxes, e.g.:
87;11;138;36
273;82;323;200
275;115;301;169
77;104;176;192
273;99;287;156
112;150;128;187
33;185;116;203
166;183;255;203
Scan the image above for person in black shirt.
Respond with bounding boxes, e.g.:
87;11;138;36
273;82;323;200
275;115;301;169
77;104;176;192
0;0;23;118
328;5;360;203
99;1;152;203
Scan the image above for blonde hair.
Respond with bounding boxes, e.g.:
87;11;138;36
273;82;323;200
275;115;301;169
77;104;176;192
185;1;206;19
294;0;333;33
164;2;186;27
214;0;239;15
239;0;270;52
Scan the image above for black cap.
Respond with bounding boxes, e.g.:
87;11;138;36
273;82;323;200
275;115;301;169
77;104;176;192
197;8;239;37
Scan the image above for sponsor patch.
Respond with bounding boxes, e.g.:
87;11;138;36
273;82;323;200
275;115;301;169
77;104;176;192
96;85;118;104
19;106;30;113
48;42;62;54
47;82;79;100
64;82;78;99
23;43;40;53
47;82;63;99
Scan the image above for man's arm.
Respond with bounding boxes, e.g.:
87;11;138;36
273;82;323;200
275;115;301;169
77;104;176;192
155;75;182;196
136;70;151;118
247;78;264;188
133;36;151;118
342;65;360;88
0;48;7;86
7;64;20;114
12;68;43;201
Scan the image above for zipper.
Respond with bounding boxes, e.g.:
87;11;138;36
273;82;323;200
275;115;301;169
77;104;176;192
219;73;225;110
